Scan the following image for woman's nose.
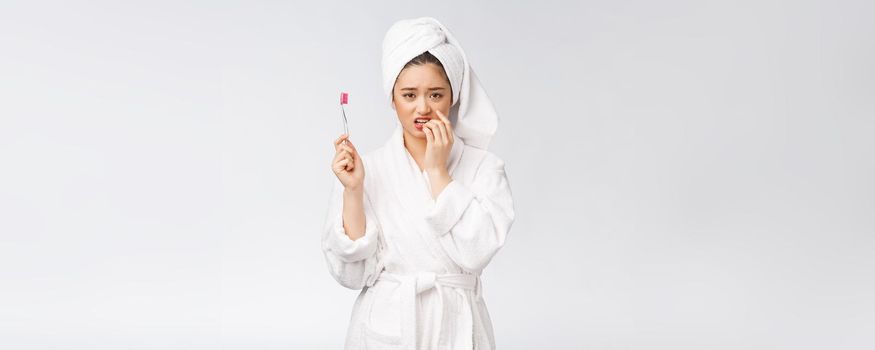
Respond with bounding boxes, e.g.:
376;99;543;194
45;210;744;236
416;97;431;115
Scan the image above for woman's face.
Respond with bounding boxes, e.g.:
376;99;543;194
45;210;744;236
392;63;452;141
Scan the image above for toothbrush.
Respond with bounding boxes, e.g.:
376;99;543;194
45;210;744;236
340;92;349;144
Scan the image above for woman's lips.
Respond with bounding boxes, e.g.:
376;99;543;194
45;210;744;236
414;118;431;130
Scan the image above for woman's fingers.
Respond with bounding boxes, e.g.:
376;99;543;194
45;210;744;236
339;144;356;158
350;144;363;166
429;119;448;145
335;144;358;164
337;155;354;171
331;133;365;187
333;133;349;151
334;158;351;173
332;134;363;173
423;123;435;145
334;147;352;160
424;121;438;144
435;110;453;144
345;139;358;152
333;148;355;170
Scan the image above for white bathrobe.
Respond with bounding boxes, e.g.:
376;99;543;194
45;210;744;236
322;125;515;349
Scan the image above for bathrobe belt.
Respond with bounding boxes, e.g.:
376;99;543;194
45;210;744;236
377;272;481;349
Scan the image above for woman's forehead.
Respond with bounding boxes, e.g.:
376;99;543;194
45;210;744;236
395;64;451;88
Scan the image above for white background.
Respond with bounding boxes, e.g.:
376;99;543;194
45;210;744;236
1;0;873;349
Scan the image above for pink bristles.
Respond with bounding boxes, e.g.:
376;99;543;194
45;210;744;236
340;92;349;105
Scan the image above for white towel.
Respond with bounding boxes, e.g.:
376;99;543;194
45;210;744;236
381;17;499;150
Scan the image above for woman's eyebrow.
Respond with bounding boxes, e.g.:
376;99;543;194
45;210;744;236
400;87;447;91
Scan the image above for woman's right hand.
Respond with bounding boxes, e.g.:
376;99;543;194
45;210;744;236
332;134;364;191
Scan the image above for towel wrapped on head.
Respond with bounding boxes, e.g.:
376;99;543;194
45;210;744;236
381;17;499;150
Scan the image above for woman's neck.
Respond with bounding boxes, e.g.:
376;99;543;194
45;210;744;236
402;131;427;171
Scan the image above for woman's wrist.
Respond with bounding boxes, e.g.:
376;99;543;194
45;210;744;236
426;168;452;199
343;186;364;197
426;166;449;179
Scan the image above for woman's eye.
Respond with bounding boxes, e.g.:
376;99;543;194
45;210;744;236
403;93;414;98
430;93;443;99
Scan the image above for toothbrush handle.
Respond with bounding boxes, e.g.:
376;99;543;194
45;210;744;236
340;104;349;143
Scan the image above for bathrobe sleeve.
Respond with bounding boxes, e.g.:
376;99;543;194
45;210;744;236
321;177;382;290
424;153;515;273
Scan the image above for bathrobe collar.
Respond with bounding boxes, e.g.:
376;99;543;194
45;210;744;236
386;124;465;215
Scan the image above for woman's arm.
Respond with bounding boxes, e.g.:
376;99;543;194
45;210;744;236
323;134;381;289
342;187;366;240
332;133;367;240
424;154;515;273
322;177;382;289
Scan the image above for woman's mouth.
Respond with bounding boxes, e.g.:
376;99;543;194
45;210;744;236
414;118;430;130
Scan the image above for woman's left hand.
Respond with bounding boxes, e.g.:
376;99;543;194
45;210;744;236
422;110;454;175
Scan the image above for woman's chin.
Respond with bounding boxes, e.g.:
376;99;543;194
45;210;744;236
406;127;427;138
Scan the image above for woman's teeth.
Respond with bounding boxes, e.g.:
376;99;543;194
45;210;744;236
415;118;429;124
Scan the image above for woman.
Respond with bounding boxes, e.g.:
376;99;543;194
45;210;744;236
322;17;515;350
